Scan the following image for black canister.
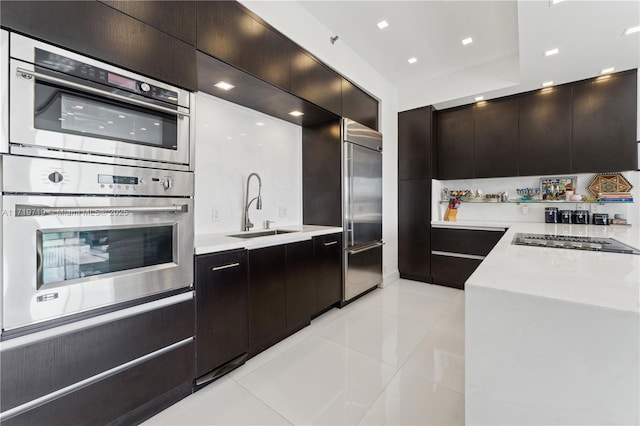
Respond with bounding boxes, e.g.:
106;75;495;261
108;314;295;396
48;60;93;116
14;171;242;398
545;207;559;223
593;213;609;225
573;210;590;224
559;210;573;224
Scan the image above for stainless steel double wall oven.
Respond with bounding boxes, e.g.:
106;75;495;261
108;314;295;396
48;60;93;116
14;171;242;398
1;34;194;333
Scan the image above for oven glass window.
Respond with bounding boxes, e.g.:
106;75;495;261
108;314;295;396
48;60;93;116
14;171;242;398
34;81;178;150
40;226;174;286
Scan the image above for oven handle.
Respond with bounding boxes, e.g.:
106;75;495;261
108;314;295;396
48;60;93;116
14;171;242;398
15;204;189;217
16;67;190;118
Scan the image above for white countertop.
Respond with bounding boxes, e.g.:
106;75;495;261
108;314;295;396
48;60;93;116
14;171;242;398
466;222;640;313
194;225;343;255
431;220;511;231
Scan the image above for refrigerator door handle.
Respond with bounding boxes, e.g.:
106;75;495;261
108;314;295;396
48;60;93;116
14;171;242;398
347;143;355;247
347;241;385;255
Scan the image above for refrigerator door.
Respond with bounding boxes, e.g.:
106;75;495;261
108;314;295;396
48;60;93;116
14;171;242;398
344;242;383;302
344;141;383;247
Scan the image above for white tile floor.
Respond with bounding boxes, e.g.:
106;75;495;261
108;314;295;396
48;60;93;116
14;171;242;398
144;279;465;425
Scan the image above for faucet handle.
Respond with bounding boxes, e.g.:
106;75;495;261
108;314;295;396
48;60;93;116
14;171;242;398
264;220;276;229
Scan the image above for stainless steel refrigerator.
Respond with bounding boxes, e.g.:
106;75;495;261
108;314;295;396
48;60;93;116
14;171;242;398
342;118;383;303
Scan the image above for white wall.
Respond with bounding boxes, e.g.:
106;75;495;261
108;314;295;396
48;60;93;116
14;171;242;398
194;93;301;235
433;171;640;227
240;0;400;285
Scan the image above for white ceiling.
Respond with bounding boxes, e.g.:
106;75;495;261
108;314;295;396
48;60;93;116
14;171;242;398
298;0;640;111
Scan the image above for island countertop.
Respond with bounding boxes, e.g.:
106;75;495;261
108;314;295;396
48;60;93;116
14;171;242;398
465;222;640;313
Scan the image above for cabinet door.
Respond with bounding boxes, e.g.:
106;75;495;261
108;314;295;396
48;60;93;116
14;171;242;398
195;250;248;378
285;240;315;331
248;245;287;355
196;1;293;90
431;255;482;290
0;1;197;91
99;1;196;45
572;71;638;173
431;228;504;256
398;179;431;282
436;106;475;179
398;107;433;180
519;85;572;176
342;79;379;130
474;97;519;178
314;233;343;314
291;51;342;115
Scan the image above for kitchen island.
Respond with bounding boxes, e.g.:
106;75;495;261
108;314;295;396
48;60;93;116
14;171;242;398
465;223;639;425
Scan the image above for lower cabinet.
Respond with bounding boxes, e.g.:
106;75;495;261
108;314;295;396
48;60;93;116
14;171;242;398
0;299;195;424
195;249;248;382
313;233;342;314
285;240;316;332
431;227;505;289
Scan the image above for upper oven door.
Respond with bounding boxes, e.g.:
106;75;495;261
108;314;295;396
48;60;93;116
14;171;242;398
2;196;194;332
8;35;190;166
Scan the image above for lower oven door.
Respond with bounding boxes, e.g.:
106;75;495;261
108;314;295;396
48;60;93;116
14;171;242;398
2;196;194;331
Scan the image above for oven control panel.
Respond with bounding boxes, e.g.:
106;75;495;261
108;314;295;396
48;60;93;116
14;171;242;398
4;156;193;197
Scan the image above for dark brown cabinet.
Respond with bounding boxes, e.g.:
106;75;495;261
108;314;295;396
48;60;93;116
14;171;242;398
99;0;196;45
398;106;433;180
197;1;294;91
431;228;505;289
398;179;431;282
1;300;195;424
398;107;433;283
572;70;638;173
291;50;342;116
342;79;379;131
195;249;248;381
313;233;343;314
286;239;316;331
248;245;287;355
519;85;573;176
474;98;519;178
435;106;475;179
0;0;197;90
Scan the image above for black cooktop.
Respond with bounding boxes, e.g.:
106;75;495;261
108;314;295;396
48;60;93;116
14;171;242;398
512;233;640;254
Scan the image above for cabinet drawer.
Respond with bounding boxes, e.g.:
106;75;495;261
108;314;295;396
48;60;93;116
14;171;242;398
431;228;504;256
431;255;482;290
1;299;194;412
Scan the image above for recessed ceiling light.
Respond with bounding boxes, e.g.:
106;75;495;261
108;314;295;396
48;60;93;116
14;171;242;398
601;67;615;74
545;48;559;56
542;81;554;87
408;57;417;64
550;0;566;5
256;122;265;126
475;96;484;102
214;81;235;91
377;20;389;29
289;110;304;117
462;37;473;45
624;25;640;35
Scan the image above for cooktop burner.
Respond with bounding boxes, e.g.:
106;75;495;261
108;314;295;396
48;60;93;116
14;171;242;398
512;233;640;254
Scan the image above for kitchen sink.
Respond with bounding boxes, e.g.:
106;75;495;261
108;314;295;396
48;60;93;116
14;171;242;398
227;230;298;239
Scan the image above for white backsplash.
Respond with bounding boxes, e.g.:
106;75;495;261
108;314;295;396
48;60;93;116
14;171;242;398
433;171;640;226
194;93;302;235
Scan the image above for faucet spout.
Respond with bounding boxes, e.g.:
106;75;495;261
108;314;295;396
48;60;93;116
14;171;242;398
244;173;262;231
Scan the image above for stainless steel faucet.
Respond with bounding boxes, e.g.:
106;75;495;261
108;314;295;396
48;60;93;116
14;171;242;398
243;172;262;231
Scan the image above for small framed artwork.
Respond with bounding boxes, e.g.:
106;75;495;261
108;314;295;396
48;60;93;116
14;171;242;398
540;176;576;200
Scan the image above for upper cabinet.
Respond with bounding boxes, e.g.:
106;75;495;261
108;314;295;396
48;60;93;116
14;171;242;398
0;0;197;90
436;106;475;179
474;97;519;178
196;1;294;91
342;79;379;131
0;0;198;91
398;106;433;180
99;1;196;45
572;71;637;173
290;50;342;116
434;69;638;180
518;85;572;176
